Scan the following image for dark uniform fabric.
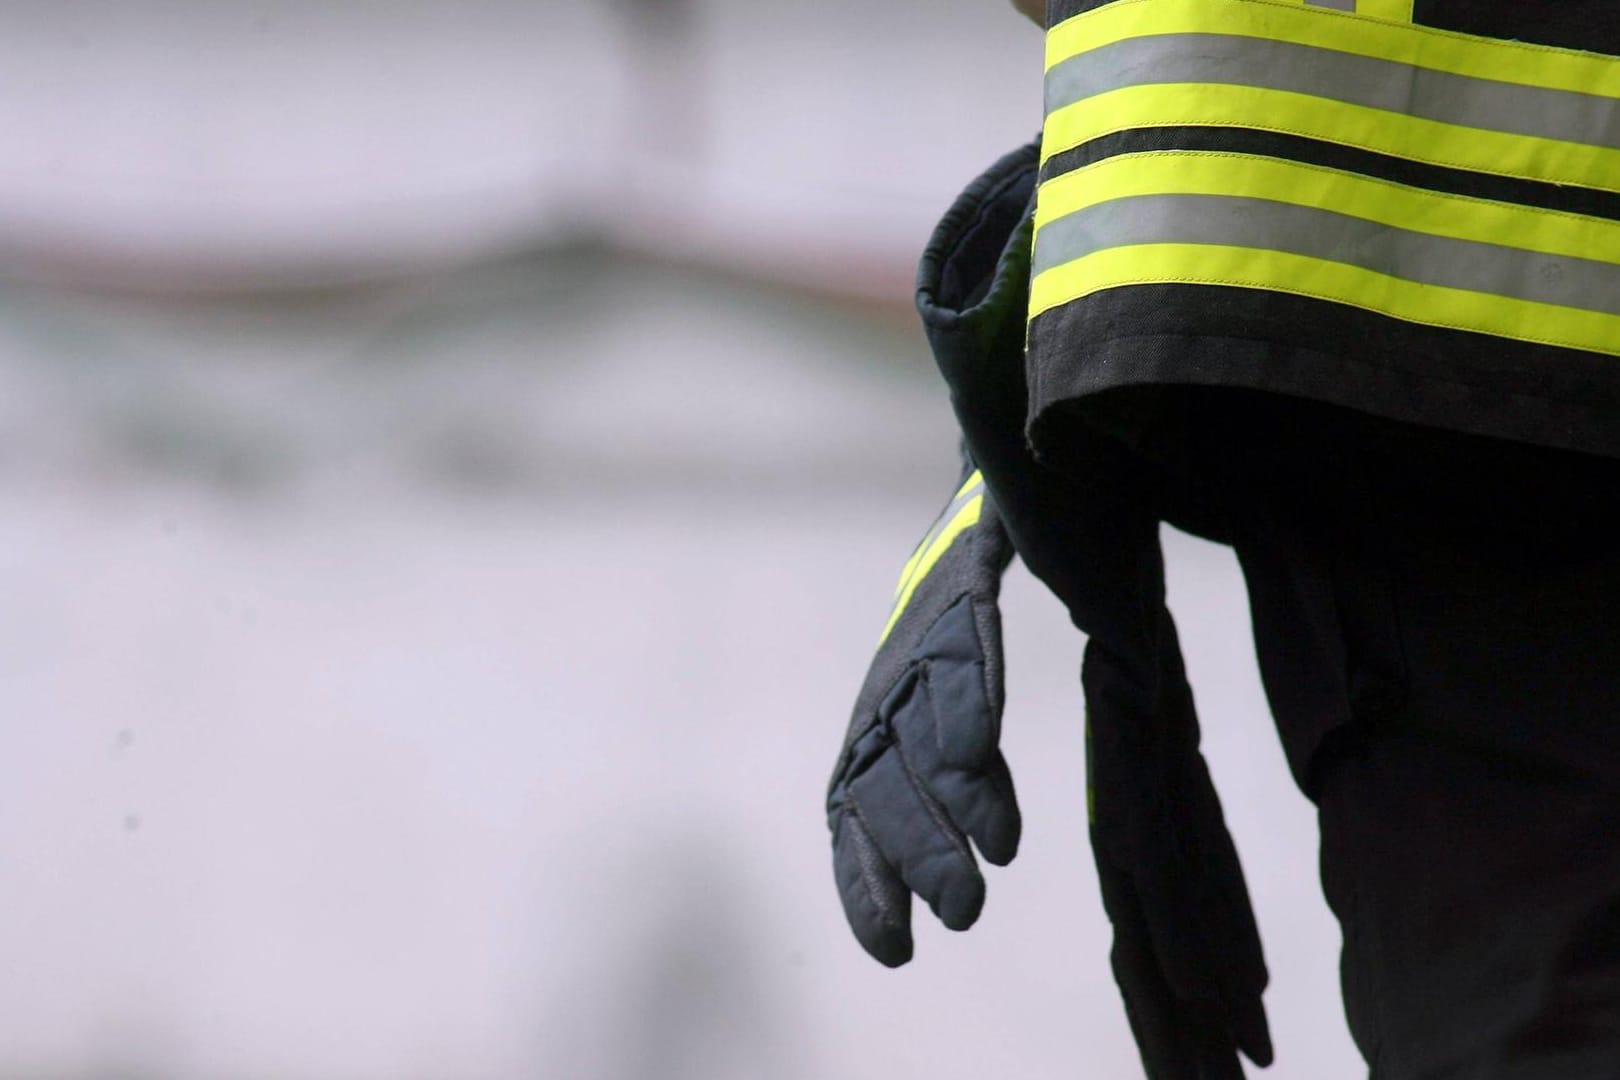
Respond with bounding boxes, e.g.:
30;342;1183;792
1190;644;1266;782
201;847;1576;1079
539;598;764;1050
1198;393;1620;1077
925;130;1620;1076
1029;0;1620;462
1041;382;1620;1080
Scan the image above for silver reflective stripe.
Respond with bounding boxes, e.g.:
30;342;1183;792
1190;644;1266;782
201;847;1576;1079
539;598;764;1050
1032;193;1620;315
902;474;985;590
1044;33;1620;151
936;476;985;538
1306;0;1356;9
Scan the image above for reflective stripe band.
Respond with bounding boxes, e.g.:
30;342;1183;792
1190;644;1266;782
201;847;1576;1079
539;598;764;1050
1044;83;1620;196
1032;241;1620;357
1042;0;1620;191
1044;34;1620;158
1034;0;1620;358
881;497;985;644
894;473;982;596
1032;154;1620;354
1036;191;1620;315
1035;153;1620;278
1046;0;1620;96
881;473;985;644
906;473;984;588
952;470;985;501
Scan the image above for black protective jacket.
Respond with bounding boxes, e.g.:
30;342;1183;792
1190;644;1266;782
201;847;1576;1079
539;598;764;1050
1029;0;1620;467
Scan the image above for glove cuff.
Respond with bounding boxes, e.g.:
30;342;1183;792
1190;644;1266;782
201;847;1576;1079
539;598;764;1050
916;141;1039;340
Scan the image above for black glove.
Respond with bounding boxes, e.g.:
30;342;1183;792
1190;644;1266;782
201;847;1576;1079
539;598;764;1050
1085;621;1273;1079
826;452;1021;967
916;141;1273;1077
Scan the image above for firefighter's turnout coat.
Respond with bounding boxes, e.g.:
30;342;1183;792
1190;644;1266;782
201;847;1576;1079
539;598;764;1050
1028;0;1620;459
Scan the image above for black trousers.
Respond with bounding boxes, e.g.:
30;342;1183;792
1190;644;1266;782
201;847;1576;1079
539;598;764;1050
1108;389;1620;1078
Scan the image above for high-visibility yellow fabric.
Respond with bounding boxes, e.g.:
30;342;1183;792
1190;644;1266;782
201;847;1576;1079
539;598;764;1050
1042;84;1620;194
1045;0;1620;95
880;495;984;645
1354;0;1413;23
1032;242;1620;356
892;471;985;599
1035;152;1620;269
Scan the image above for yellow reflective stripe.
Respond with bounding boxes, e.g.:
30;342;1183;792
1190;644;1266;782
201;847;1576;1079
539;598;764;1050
1045;0;1620;98
893;542;928;600
1355;0;1413;22
1035;152;1620;267
892;470;984;600
879;495;984;645
1041;82;1620;194
1030;243;1620;357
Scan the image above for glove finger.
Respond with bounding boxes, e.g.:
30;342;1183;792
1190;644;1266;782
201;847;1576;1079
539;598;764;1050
1112;919;1251;1080
890;672;1022;867
831;808;914;967
1231;990;1274;1069
1133;850;1222;999
1125;817;1272;1070
1099;837;1263;1080
909;593;1001;770
1088;673;1270;1052
1128;766;1270;1059
850;748;985;931
1098;852;1202;1080
1195;1039;1249;1080
1187;761;1272;997
1112;826;1273;1074
964;750;1021;866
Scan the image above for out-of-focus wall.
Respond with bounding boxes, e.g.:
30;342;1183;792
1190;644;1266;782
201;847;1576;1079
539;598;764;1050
0;4;1363;1078
0;0;1044;290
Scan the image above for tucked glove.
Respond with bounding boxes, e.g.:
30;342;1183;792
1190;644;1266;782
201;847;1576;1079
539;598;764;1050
915;142;1273;1077
826;450;1021;967
1084;618;1272;1079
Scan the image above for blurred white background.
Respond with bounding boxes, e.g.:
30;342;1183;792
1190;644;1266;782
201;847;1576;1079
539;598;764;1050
0;2;1362;1077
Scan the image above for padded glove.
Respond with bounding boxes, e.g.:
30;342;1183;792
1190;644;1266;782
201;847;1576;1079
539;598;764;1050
827;452;1021;967
915;141;1273;1078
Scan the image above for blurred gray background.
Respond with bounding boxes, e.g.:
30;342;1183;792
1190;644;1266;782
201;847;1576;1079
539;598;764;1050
0;2;1362;1077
